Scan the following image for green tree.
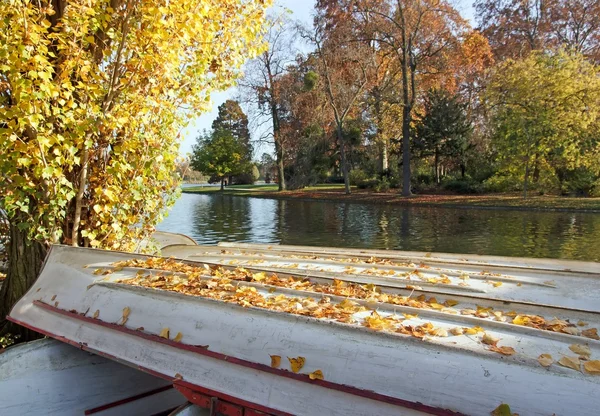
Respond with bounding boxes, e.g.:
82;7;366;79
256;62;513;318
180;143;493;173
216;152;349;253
191;130;252;190
0;0;269;338
415;89;473;183
485;49;600;197
212;100;253;159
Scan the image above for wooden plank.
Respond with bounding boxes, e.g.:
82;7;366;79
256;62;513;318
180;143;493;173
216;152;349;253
0;338;184;416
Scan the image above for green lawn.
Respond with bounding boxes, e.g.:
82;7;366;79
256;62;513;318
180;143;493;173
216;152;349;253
181;184;600;212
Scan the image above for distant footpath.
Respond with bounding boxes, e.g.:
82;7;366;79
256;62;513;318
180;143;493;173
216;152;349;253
181;184;600;213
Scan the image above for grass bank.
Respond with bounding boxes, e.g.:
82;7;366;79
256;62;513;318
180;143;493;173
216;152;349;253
182;184;600;213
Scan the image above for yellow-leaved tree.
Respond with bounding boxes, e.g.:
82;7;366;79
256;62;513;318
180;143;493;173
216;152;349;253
0;0;271;339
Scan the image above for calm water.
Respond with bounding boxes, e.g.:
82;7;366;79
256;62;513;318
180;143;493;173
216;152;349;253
158;193;600;262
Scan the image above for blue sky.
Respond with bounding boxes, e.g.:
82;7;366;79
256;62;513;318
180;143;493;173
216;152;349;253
178;0;475;157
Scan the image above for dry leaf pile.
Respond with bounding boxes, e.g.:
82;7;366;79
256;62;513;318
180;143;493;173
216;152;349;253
104;258;598;361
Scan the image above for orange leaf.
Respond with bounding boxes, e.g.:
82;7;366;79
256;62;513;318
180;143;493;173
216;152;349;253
489;345;516;356
582;328;600;340
537;354;553;367
558;356;581;371
270;355;281;368
159;327;170;339
288;356;306;373
583;360;600;375
309;369;324;380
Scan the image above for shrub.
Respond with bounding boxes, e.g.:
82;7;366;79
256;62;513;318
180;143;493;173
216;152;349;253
483;175;523;193
349;169;369;186
442;178;484;194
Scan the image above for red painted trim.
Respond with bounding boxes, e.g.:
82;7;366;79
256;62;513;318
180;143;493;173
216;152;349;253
18;302;464;416
7;315;288;416
174;382;289;416
84;385;173;415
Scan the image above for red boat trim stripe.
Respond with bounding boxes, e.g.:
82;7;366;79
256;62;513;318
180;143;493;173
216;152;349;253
23;301;464;416
84;385;173;415
7;315;290;416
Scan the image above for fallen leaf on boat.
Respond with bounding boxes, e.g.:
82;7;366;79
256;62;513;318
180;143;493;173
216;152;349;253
465;326;485;335
489;345;516;356
363;311;398;331
159;328;170;339
121;307;131;325
492;281;502;288
54;301;59;307
309;369;324;380
450;327;464;336
482;332;500;345
51;295;57;301
512;315;530;326
93;269;104;275
136;327;144;331
173;332;183;342
558;356;581;371
288;356;305;373
174;373;183;380
578;321;588;327
430;328;448;337
538;354;553;367
569;344;591;359
270;355;281;368
491;403;515;416
561;327;579;336
582;328;600;340
444;299;459;307
583;360;600;375
252;272;266;282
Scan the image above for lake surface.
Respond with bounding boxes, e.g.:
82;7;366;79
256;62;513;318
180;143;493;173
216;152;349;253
158;193;600;262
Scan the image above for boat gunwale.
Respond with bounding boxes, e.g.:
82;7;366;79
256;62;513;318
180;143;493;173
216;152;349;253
9;302;465;416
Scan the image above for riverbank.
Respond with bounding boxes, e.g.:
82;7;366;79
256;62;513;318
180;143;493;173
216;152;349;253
182;184;600;213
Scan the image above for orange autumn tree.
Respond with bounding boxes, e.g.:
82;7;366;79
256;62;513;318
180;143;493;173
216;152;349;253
0;0;270;338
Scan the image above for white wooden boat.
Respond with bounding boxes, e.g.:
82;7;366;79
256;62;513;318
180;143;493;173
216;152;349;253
0;338;186;415
161;242;600;312
7;242;600;416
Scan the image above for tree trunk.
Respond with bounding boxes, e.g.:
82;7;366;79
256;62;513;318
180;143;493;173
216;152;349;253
460;164;466;178
381;141;389;173
401;105;412;197
434;147;440;185
523;157;530;199
0;223;47;341
532;152;540;184
276;142;286;192
220;178;224;191
336;126;351;195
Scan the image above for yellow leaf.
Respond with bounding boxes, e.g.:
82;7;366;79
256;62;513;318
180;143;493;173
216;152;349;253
121;306;130;325
465;326;485;335
93;310;99;319
578;321;588;327
558;356;581;371
444;299;459;307
538;353;553;367
270;355;281;368
309;369;324;380
492;281;502;287
430;327;448;337
288;356;306;373
252;272;266;282
569;344;591;359
583;360;600;375
174;373;183;380
173;332;183;342
582;328;600;340
159;328;170;339
491;403;514;416
512;315;530;326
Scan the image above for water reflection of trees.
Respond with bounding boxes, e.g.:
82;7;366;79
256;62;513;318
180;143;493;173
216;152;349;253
180;194;600;261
